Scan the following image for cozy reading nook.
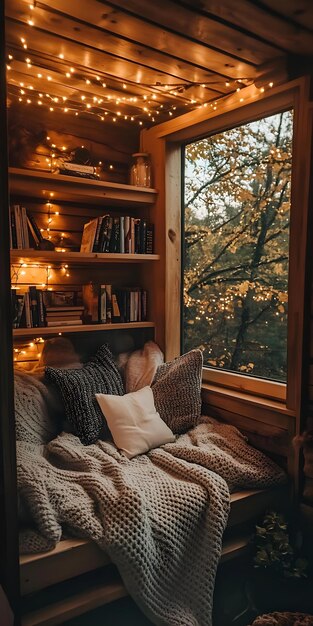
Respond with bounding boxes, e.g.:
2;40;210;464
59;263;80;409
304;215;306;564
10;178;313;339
1;2;313;626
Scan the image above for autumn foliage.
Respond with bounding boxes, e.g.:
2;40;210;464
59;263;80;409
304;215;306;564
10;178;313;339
183;111;292;382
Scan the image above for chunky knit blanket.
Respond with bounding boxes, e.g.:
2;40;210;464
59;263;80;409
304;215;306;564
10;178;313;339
17;416;286;626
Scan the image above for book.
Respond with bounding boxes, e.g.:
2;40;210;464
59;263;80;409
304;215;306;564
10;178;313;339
46;313;82;322
29;286;39;327
119;216;125;254
61;162;95;174
46;319;83;327
80;218;98;253
146;224;154;254
21;206;30;249
109;217;120;253
14;205;23;249
82;283;99;322
37;289;46;327
99;285;107;323
101;216;113;252
24;292;32;328
45;306;84;312
105;284;112;322
92;216;104;253
27;212;43;248
139;220;147;254
10;211;17;249
124;216;131;253
134;219;141;254
111;292;121;322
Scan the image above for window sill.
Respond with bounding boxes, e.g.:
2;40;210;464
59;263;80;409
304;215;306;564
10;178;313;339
201;382;296;418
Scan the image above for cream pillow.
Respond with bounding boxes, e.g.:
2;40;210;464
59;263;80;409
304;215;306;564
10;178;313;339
96;386;175;459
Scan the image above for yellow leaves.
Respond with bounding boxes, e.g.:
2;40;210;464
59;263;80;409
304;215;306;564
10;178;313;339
278;305;285;313
238;280;250;295
278;292;288;302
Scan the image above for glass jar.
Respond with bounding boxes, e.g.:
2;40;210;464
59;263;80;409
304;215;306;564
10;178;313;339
130;153;151;187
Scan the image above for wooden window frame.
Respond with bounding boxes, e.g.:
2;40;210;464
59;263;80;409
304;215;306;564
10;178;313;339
142;78;312;418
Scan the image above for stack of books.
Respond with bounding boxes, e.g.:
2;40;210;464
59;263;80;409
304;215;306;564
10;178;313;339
83;283;147;324
80;215;154;254
56;162;99;180
11;288;84;329
45;305;84;327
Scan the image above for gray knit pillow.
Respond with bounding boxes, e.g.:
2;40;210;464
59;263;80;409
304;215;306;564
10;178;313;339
151;349;203;434
45;344;124;445
14;371;60;444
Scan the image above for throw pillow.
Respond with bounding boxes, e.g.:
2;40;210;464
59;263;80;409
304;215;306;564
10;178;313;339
45;344;124;445
151;349;203;434
14;371;60;444
118;340;164;393
96;386;175;459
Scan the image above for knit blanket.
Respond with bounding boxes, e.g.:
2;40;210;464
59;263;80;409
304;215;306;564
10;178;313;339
17;416;286;626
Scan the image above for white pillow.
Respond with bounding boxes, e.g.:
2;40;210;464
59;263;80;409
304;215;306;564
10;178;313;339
96;386;175;459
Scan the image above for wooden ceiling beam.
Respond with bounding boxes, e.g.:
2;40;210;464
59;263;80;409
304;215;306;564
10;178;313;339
95;0;278;63
5;17;231;100
255;0;313;32
7;0;256;80
173;0;313;55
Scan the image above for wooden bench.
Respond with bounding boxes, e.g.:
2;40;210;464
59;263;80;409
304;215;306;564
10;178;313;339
20;486;287;626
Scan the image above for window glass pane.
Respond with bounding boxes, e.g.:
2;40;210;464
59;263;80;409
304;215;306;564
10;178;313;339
183;110;293;383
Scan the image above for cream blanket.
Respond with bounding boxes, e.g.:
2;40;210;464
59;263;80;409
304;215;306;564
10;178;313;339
17;417;285;626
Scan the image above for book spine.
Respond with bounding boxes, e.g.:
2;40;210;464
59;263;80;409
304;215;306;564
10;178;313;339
119;216;125;254
108;217;117;253
124;216;131;253
146;224;154;254
24;292;32;328
27;211;43;245
113;217;120;252
105;284;112;322
111;292;121;322
14;205;23;249
134;219;141;254
92;216;104;252
46;320;83;327
140;220;147;254
10;211;17;249
11;289;17;328
21;206;30;249
99;285;107;323
141;289;147;322
130;217;135;254
29;286;39;327
101;216;113;252
37;289;46;327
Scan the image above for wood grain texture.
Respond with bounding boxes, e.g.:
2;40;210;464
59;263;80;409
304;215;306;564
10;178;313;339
175;0;313;54
0;0;20;615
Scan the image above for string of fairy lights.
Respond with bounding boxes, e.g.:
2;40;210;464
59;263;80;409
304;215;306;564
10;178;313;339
8;2;276;366
5;1;275;127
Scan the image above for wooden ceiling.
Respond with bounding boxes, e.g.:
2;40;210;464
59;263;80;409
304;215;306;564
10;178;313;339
5;0;313;128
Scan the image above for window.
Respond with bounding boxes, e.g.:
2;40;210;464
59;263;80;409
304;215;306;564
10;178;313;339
182;111;293;389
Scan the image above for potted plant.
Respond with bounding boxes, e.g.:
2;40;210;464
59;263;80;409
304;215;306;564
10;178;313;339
248;511;310;614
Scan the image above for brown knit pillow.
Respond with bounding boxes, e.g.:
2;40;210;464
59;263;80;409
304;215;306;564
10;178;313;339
151;349;203;434
250;612;313;626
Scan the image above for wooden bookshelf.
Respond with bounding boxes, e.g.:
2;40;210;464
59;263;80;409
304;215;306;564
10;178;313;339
13;322;156;338
11;249;160;265
9;168;157;206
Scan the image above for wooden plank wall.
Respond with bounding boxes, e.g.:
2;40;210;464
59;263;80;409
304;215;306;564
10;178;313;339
301;104;313;522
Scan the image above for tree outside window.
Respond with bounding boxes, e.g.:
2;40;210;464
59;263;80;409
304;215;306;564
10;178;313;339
183;110;293;382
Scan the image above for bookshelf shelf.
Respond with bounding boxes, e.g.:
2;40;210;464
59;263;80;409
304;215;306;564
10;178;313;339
9;168;158;206
11;250;160;265
13;322;156;338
